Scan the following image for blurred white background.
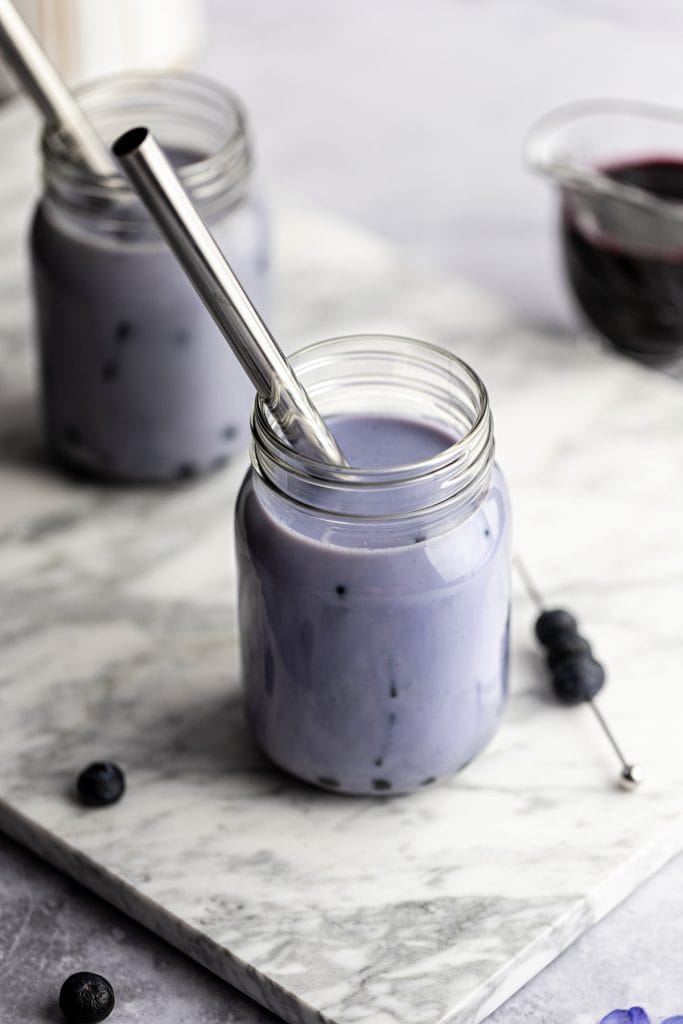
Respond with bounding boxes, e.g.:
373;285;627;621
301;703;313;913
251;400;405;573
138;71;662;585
6;1;682;329
198;0;683;328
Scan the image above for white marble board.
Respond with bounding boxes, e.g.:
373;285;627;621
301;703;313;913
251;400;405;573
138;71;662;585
0;117;682;1023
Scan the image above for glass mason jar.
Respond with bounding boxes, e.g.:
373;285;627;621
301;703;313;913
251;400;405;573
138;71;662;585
235;335;512;796
31;71;269;482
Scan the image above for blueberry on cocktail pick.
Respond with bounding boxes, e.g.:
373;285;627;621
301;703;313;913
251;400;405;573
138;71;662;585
515;556;642;791
59;972;115;1023
76;762;125;807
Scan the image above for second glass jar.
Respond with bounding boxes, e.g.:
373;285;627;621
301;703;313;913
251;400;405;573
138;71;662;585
31;71;269;482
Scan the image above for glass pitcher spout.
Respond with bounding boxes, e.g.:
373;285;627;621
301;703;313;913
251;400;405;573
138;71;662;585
526;98;683;365
525;98;683;254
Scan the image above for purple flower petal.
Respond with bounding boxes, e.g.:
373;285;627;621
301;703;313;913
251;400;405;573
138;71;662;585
599;1010;651;1024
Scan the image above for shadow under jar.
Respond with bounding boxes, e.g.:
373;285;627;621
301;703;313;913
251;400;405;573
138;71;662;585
31;71;269;482
235;335;512;796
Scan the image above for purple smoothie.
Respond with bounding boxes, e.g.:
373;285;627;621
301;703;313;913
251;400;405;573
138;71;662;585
235;412;511;795
31;73;268;482
32;187;266;481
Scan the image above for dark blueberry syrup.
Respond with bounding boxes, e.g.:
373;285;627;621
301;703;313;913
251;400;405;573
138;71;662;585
563;157;683;363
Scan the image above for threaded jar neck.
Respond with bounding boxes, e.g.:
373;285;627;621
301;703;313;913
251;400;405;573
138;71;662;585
40;71;253;238
250;335;495;538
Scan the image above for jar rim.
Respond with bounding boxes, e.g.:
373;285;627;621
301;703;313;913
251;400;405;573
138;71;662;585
250;334;495;527
40;69;252;215
252;334;491;482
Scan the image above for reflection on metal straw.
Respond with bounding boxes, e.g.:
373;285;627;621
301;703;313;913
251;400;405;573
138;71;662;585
0;0;113;176
113;126;347;467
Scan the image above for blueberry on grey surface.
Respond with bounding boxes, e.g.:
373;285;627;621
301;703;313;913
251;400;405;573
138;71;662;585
76;762;125;807
547;631;592;669
535;608;578;646
552;655;605;705
59;972;115;1023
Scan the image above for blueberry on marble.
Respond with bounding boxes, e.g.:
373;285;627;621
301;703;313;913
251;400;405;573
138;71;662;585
59;971;115;1023
546;630;592;670
76;762;125;807
534;608;578;646
552;655;605;705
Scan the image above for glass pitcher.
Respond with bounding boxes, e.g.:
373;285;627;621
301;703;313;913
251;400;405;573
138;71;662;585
526;99;683;365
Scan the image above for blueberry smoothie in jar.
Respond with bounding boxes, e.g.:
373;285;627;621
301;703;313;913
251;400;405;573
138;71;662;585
31;72;269;481
235;335;511;795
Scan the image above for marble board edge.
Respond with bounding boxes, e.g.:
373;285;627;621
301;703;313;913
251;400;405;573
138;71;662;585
0;800;333;1024
470;814;683;1023
1;799;682;1024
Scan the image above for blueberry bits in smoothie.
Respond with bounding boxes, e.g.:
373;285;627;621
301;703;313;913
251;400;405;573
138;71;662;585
389;683;398;699
101;360;118;382
264;649;275;696
335;584;347;597
175;463;198;480
113;320;132;345
372;778;392;791
63;426;82;447
316;776;341;789
175;329;190;346
222;425;238;442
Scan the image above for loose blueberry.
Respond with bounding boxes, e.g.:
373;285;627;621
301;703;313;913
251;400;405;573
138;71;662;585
546;630;592;670
76;762;125;807
552;655;605;705
59;972;115;1023
535;608;578;647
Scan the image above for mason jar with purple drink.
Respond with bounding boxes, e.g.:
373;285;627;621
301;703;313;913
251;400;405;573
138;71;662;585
235;335;512;795
31;71;269;481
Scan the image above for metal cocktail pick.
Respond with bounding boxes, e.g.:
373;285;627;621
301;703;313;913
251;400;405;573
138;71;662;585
112;127;347;467
0;0;114;176
515;555;643;791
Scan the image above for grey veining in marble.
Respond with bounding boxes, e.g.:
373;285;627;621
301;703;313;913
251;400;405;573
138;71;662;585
1;100;683;1024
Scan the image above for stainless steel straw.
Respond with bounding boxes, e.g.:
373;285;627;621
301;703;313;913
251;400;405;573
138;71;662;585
0;0;113;176
112;126;348;466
